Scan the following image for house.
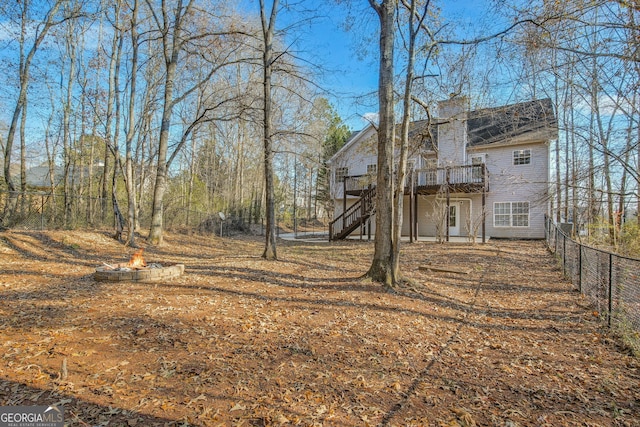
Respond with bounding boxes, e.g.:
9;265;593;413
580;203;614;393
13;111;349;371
327;97;558;241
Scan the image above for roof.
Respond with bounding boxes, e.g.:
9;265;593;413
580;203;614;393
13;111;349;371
327;124;377;165
328;98;557;164
466;98;557;146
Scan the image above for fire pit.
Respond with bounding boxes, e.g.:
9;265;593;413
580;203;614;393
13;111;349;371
94;249;185;282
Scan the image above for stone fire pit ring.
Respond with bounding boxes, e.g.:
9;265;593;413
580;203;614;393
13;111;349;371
94;263;185;282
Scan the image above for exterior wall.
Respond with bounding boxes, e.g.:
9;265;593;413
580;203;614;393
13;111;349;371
333;197;360;218
329;127;377;201
413;194;484;238
480;141;549;239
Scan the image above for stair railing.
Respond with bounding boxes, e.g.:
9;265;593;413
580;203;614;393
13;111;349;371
329;186;376;240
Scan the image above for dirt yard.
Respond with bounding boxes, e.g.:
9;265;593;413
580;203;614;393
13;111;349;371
1;230;639;426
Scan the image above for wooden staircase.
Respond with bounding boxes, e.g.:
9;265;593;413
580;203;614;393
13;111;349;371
329;187;376;241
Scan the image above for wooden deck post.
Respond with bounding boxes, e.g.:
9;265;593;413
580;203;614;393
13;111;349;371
342;177;347;220
359;202;364;241
414;191;418;240
482;164;487;243
482;187;486;243
366;184;373;241
446;168;450;242
409;170;414;243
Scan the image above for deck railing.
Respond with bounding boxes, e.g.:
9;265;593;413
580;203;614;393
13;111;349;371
414;164;486;187
342;164;486;194
344;174;376;193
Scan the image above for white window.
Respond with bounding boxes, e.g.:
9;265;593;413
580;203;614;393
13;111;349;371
494;202;530;227
449;205;457;227
494;203;511;227
366;164;377;175
335;167;348;183
511;202;530;227
513;149;531;165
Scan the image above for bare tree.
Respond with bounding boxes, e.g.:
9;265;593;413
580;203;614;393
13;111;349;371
146;0;246;244
1;0;69;225
392;0;431;281
123;0;140;246
510;0;640;246
365;0;397;286
259;0;279;259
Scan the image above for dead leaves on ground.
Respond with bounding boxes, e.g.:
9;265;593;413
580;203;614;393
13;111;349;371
0;230;639;426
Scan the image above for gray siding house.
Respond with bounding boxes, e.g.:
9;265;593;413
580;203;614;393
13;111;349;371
328;98;558;241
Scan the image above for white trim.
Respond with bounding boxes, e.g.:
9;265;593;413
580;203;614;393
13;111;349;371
467;136;550;151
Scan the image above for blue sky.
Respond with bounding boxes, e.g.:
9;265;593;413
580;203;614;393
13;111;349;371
0;0;506;148
262;0;501;130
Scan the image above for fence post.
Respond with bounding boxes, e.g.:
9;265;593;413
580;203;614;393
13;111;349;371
563;232;566;277
578;245;582;293
40;195;45;230
545;215;548;241
608;252;613;327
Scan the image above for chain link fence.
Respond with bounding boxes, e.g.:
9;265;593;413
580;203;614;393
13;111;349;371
0;191;115;230
546;216;640;351
0;190;265;236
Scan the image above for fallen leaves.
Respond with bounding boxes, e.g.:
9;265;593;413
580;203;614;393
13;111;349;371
0;231;639;425
446;407;477;427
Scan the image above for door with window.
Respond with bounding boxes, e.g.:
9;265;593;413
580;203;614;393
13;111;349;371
470;154;485;182
449;202;461;236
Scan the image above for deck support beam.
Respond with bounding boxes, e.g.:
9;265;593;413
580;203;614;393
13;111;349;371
482;164;487;243
342;178;347;219
445;168;450;242
414;192;418;241
409;171;414;243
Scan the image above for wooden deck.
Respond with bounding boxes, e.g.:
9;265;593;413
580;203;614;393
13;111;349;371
342;164;488;197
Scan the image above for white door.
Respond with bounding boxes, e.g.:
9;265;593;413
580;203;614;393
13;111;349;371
449;203;460;236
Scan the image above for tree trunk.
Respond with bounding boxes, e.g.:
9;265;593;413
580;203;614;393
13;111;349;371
111;5;126;242
124;0;139;247
19;96;28;218
148;0;185;245
554;54;561;223
392;0;425;281
366;0;397;287
260;0;279;260
148;89;174;245
186;130;197;226
2;1;64;224
63;20;78;227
